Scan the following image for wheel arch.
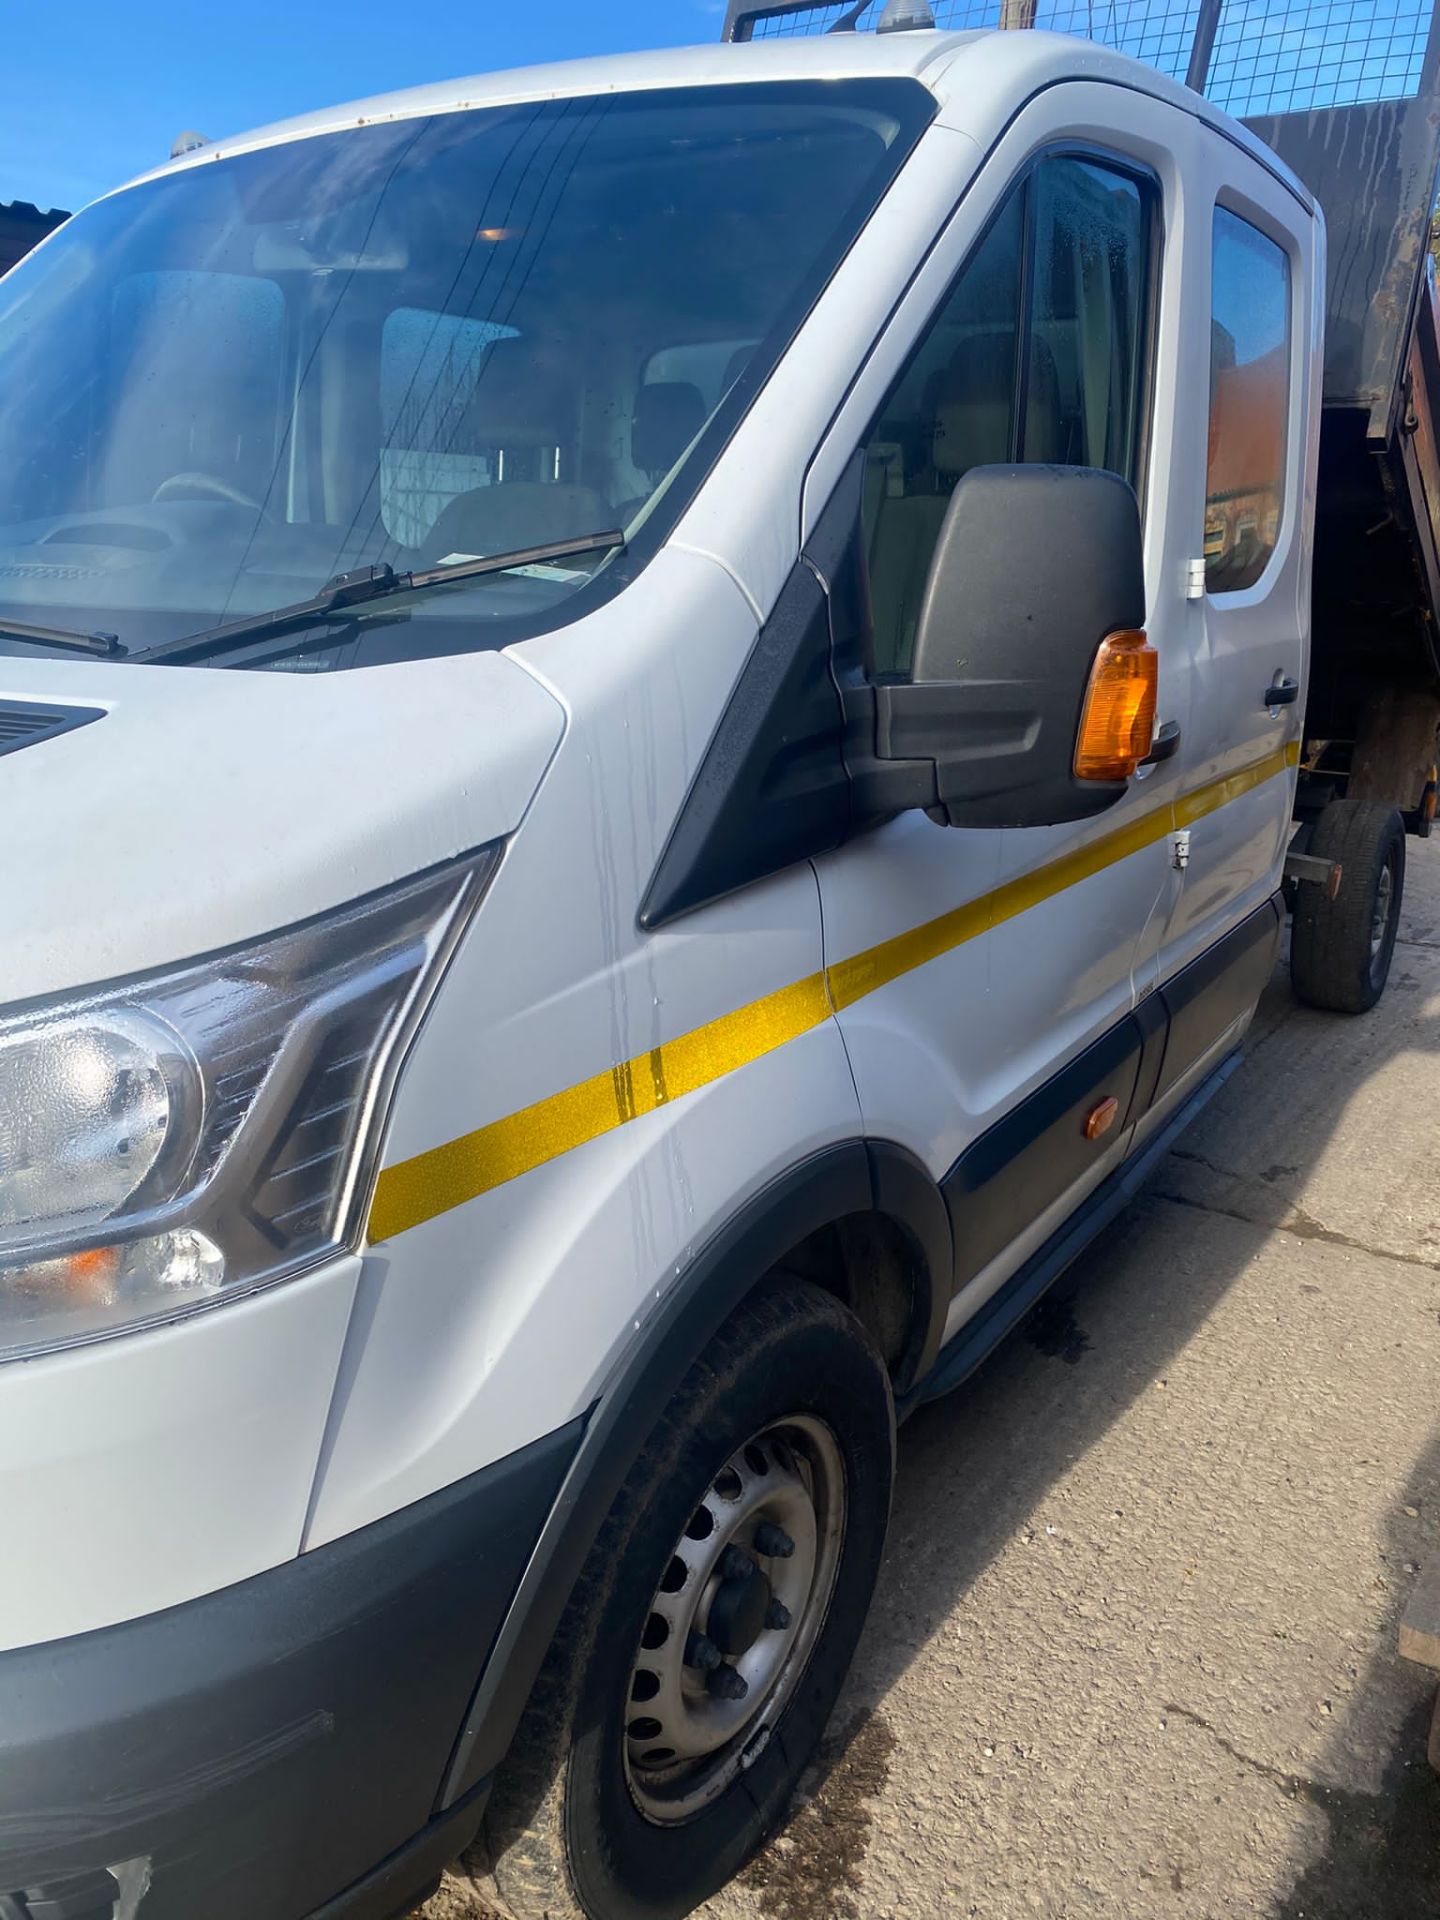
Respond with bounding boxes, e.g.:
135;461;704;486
438;1137;951;1807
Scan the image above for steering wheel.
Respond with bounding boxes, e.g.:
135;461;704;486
152;471;271;515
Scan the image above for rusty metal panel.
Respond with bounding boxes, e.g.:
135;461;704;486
1394;265;1440;683
1403;267;1440;559
1247;68;1440;436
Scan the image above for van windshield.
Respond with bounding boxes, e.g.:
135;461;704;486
0;80;929;670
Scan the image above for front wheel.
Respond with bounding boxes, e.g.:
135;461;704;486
471;1282;895;1920
1290;800;1406;1014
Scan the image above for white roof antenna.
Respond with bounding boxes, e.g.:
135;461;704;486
875;0;936;29
170;130;210;159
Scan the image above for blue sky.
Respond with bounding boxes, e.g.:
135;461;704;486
5;1;1428;213
0;0;724;214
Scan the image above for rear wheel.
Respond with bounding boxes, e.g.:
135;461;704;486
469;1282;894;1920
1290;799;1406;1014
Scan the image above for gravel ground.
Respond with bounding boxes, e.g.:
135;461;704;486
429;840;1440;1920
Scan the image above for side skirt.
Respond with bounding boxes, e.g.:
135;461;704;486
902;1050;1241;1414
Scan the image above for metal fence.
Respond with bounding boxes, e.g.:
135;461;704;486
723;0;1435;117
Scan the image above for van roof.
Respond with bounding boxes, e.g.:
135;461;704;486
120;28;1311;214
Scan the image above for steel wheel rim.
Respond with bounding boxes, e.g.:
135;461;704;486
622;1414;847;1825
1371;857;1396;966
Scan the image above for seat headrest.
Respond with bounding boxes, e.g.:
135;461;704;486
931;332;1023;478
632;381;706;477
459;341;573;445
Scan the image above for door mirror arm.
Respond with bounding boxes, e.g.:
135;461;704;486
838;678;943;824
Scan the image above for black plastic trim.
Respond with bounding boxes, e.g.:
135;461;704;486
638;546;850;928
0;702;103;759
935;898;1282;1303
303;1782;490;1920
866;1139;954;1385
909;1050;1242;1411
440;1139;948;1802
943;1011;1145;1295
891;465;1143;829
1152;893;1283;1103
0;1423;578;1920
1129;985;1169;1124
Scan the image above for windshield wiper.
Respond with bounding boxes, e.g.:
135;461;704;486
0;617;126;658
137;529;626;665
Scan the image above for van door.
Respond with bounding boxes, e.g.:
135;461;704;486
1142;144;1317;1107
806;93;1196;1317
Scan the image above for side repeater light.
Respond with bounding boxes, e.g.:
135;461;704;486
1074;629;1158;782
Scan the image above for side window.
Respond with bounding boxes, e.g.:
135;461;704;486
1027;161;1149;476
864;190;1023;678
864;154;1154;677
1206;208;1291;594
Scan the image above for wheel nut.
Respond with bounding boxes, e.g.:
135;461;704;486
685;1631;723;1673
765;1599;792;1631
719;1544;753;1583
754;1523;795;1559
706;1662;749;1701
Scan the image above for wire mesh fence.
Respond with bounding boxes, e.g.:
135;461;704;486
1209;2;1430;114
739;0;1201;84
729;0;1434;116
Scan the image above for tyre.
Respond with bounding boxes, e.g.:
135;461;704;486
471;1281;895;1920
1290;799;1406;1014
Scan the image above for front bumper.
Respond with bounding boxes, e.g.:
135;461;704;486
0;1421;580;1920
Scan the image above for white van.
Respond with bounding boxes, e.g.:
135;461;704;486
0;17;1420;1920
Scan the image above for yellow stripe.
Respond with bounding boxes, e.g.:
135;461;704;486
368;970;834;1242
1174;741;1298;827
830;739;1299;1009
368;739;1300;1240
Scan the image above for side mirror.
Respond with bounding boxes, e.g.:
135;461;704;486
872;465;1155;829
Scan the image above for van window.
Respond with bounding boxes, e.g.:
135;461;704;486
864;154;1153;677
1206;209;1291;593
0;79;932;666
1027;161;1149;476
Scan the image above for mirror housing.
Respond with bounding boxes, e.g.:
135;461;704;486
870;465;1149;829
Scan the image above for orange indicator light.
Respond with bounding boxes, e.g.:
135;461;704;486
1074;629;1158;782
61;1246;120;1301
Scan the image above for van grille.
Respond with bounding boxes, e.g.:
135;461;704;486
0;701;103;758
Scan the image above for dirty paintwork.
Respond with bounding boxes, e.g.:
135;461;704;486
1250;39;1440;437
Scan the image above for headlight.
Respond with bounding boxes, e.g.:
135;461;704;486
0;849;496;1360
1;1010;201;1238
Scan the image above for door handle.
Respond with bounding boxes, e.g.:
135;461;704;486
1265;674;1300;709
1139;719;1182;767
